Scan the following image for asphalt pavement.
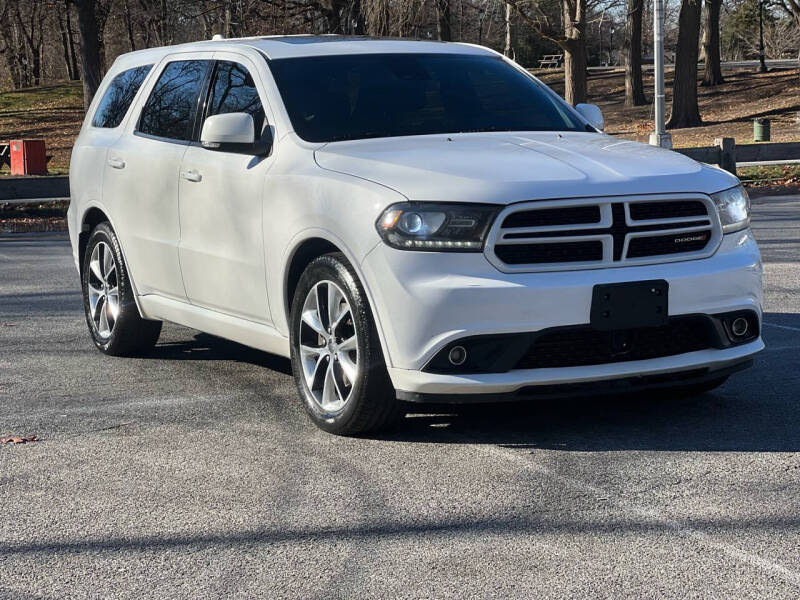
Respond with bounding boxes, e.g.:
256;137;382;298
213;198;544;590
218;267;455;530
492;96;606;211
1;196;799;599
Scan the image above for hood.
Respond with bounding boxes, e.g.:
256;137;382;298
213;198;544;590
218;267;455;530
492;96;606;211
313;132;738;204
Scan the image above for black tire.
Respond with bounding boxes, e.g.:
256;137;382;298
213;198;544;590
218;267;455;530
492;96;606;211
81;222;162;356
289;252;404;435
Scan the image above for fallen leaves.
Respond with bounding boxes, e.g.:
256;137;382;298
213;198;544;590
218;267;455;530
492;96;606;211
0;435;37;444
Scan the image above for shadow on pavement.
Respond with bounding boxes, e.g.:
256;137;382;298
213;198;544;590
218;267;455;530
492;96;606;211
147;332;292;375
93;307;799;453
3;513;799;557
380;311;800;452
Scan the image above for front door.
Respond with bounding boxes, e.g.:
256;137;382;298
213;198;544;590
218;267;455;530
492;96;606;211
177;57;274;324
104;57;211;301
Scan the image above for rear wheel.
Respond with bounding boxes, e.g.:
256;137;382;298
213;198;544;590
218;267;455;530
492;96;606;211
81;222;162;356
289;253;403;435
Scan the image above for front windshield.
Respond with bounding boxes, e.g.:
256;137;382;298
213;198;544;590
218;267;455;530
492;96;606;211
268;53;586;143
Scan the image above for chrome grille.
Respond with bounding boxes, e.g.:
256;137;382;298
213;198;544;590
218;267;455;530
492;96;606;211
485;195;722;273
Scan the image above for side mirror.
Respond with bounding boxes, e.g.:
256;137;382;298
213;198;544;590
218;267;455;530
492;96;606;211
575;103;604;131
200;112;269;155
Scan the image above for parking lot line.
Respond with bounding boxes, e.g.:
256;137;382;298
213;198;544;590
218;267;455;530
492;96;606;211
477;443;800;587
763;321;800;333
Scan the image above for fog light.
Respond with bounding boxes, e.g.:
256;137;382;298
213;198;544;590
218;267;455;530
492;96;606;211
731;317;749;337
448;346;467;366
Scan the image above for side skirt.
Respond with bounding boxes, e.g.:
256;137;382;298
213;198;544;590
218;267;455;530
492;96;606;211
138;294;290;358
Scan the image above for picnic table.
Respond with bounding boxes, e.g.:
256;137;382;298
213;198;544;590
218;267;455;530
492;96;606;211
538;54;563;69
0;142;9;170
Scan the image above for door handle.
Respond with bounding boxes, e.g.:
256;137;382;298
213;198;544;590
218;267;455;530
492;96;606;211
181;169;202;183
107;157;126;169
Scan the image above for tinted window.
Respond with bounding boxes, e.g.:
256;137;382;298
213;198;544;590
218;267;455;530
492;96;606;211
138;60;209;141
92;65;152;128
268;53;585;143
207;61;266;137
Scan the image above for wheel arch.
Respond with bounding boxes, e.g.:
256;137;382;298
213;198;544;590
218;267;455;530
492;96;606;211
284;236;340;319
78;207;112;276
282;233;393;368
78;205;148;319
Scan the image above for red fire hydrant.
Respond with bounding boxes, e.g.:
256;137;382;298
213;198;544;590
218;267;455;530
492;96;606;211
10;139;47;175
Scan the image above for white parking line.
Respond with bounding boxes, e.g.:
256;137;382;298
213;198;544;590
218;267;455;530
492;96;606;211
477;443;800;586
761;345;800;352
763;321;800;333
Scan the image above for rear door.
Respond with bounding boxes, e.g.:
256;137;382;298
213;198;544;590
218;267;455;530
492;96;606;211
73;64;154;227
103;55;212;301
177;55;275;323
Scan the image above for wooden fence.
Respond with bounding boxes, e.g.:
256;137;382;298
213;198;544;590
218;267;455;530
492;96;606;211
675;139;800;175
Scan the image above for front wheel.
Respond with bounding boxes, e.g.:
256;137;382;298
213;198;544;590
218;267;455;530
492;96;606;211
289;253;403;435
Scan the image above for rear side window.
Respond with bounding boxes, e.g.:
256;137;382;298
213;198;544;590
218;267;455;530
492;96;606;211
138;60;209;141
92;65;152;128
207;61;266;137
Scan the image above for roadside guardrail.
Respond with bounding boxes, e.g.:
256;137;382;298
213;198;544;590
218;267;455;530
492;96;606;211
674;139;800;176
0;175;69;203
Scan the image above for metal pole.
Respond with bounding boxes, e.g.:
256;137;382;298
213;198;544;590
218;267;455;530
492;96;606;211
649;0;672;148
758;0;768;73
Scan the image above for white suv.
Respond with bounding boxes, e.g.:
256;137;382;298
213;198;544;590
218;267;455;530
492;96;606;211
68;36;763;434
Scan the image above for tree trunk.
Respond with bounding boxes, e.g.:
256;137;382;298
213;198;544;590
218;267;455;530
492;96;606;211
320;0;346;33
700;0;724;86
624;0;647;106
122;0;136;51
504;2;512;57
351;0;366;34
562;0;587;105
0;5;25;89
563;39;587;105
73;0;102;109
65;0;80;79
698;15;707;63
58;8;75;80
31;48;41;86
436;0;451;41
14;3;43;86
667;0;702;128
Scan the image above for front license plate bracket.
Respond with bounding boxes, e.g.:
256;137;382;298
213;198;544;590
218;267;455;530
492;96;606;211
590;280;669;331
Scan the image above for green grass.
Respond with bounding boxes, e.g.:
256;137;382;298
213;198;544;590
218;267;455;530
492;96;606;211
0;81;82;113
739;164;800;185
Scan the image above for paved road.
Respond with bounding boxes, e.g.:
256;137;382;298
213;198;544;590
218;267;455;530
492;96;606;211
1;197;799;599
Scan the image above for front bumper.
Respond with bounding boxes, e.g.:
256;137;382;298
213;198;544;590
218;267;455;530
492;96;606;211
360;229;763;396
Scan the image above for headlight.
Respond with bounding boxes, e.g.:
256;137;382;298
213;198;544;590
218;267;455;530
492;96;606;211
376;202;499;251
712;185;750;233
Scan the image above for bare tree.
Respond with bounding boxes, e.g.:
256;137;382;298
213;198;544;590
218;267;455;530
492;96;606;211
57;0;81;80
73;0;103;108
742;17;800;58
0;1;28;88
504;1;512;56
776;0;800;27
700;0;723;86
667;0;702;128
436;0;452;39
12;0;47;86
507;0;588;105
624;0;646;105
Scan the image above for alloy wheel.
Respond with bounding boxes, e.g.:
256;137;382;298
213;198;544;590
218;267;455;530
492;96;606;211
298;280;359;412
87;241;119;339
